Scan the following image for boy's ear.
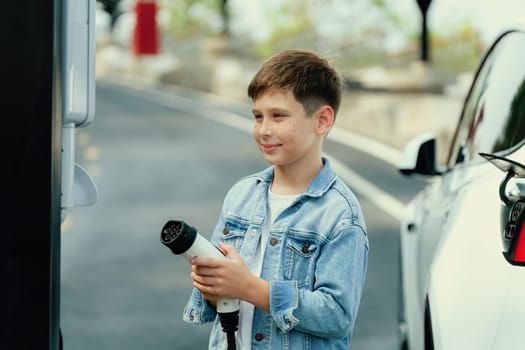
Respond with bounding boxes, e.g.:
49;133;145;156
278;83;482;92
315;105;335;135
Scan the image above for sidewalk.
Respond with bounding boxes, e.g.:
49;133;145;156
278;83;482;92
96;34;471;163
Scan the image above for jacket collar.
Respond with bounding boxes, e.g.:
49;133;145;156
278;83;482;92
255;157;337;198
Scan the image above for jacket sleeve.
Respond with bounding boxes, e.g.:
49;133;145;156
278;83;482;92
183;288;218;324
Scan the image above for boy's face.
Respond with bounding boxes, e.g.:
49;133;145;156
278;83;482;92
252;89;325;169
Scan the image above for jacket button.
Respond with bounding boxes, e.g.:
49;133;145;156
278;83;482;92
254;333;265;341
269;238;278;246
302;241;310;254
222;225;229;235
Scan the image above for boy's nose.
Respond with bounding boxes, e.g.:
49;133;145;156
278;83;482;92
259;120;273;135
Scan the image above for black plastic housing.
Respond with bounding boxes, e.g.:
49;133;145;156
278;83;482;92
160;220;197;255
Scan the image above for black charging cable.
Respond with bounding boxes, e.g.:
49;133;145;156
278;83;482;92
219;311;239;350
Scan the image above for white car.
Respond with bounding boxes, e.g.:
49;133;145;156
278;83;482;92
398;25;525;350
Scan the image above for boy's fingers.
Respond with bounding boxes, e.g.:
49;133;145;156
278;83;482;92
219;242;245;264
190;256;223;267
191;271;210;284
218;242;238;257
193;265;218;277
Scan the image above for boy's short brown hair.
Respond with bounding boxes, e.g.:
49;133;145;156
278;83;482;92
247;49;343;117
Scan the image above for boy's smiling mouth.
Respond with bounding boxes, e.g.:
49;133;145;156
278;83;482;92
261;143;280;153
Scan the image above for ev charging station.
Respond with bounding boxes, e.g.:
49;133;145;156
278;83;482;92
3;0;97;348
61;0;98;220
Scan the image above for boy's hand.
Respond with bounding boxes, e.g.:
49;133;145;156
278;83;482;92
190;242;270;312
190;243;250;301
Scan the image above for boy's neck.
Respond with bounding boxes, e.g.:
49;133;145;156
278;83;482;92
271;156;323;195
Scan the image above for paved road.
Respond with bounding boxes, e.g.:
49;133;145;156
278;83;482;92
60;80;424;349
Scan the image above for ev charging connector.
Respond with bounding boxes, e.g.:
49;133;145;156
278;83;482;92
161;220;240;350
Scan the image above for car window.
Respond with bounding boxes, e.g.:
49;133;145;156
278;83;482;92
447;31;525;167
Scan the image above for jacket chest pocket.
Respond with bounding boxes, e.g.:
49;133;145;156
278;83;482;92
220;220;247;252
283;235;318;287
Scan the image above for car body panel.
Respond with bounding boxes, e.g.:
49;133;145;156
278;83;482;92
430;170;514;349
399;25;525;350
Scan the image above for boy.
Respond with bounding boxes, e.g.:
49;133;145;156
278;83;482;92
183;49;369;350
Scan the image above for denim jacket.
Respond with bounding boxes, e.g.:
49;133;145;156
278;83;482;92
183;157;369;350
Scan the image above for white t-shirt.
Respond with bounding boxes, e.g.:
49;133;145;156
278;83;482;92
238;189;299;350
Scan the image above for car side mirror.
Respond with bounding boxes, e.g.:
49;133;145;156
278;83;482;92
480;152;525;266
399;132;442;176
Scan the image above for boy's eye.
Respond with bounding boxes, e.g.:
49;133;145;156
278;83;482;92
273;113;287;118
253;114;262;120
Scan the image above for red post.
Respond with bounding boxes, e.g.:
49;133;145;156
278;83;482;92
132;0;159;55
